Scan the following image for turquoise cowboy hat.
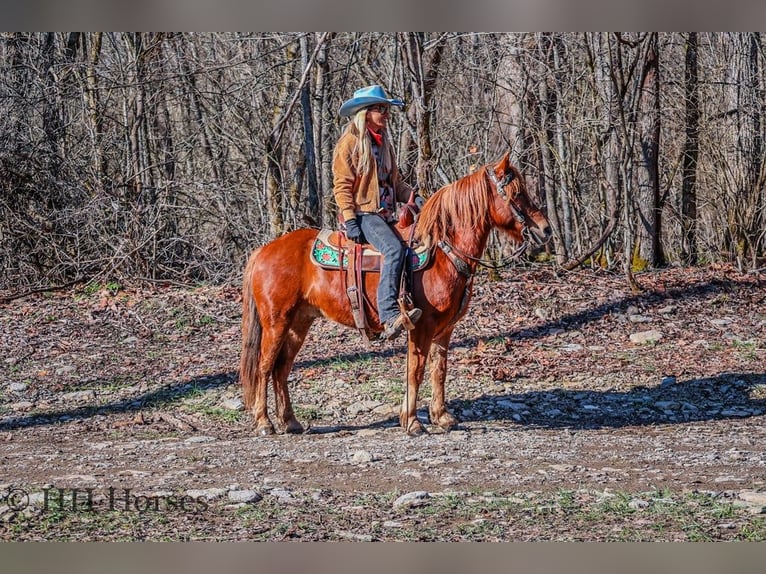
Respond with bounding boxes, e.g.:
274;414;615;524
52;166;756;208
338;85;405;118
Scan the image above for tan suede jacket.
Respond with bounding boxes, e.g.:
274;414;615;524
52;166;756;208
332;128;415;223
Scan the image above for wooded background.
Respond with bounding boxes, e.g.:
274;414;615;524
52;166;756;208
1;32;764;293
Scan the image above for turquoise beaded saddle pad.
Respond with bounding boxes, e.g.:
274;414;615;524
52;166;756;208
310;229;430;273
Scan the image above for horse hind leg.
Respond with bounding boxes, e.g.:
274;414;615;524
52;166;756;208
272;316;314;434
250;327;284;436
240;280;277;436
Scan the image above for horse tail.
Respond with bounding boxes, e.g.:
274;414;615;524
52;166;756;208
239;248;262;409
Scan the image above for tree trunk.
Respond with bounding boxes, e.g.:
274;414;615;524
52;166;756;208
84;32;106;192
636;33;664;268
563;33;623;275
300;34;320;226
315;33;336;228
680;32;699;265
400;32;445;194
536;33;566;263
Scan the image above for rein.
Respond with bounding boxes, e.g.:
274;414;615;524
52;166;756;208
438;239;528;276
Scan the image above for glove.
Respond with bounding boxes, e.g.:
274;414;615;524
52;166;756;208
344;218;363;242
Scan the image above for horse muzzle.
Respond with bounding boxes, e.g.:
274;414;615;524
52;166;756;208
525;222;552;246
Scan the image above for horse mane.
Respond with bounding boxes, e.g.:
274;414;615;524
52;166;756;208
415;167;491;248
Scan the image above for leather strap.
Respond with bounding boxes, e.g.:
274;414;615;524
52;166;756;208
438;241;473;278
345;241;370;343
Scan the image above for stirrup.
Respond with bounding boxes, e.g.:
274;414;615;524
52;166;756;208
380;308;422;341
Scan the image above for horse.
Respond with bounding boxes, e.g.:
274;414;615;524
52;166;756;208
239;151;551;436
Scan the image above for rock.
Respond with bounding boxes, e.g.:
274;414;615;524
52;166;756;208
55;365;77;376
393;491;430;509
628;315;652;323
186;488;227;500
721;408;751;418
63;390;95;402
630;330;663;344
347;400;383;416
372;403;398;416
710;318;734;327
221;398;244;411
10;401;34;411
269;487;296;503
496;400;526;411
335;530;373;542
184;436;216;443
227;489;262;504
27;492;47;507
560;343;584;352
351;450;375;464
9;382;28;392
655;401;678;409
735;491;766;514
383;520;404;528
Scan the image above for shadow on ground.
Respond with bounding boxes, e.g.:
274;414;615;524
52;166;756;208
450;372;766;430
0;373;236;432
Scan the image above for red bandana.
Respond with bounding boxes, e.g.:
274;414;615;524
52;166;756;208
367;128;383;147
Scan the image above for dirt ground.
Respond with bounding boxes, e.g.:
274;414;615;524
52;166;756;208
2;263;766;540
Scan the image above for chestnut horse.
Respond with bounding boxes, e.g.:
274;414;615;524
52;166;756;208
240;152;551;436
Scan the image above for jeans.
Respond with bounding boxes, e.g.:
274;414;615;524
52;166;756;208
357;213;405;324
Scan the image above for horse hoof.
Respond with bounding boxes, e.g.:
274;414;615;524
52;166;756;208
405;419;427;436
435;413;458;431
256;423;275;436
284;419;305;434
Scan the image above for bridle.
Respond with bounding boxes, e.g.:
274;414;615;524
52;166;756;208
437;166;531;278
486;166;527;226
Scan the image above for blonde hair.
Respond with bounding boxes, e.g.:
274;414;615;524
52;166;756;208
343;108;395;176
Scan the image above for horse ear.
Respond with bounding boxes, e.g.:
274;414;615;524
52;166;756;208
498;151;511;171
494;151;513;179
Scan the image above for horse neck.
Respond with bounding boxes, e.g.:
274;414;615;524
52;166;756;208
448;217;492;259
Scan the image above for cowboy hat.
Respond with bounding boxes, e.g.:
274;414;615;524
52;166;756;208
338;85;405;118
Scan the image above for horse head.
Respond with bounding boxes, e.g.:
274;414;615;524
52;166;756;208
488;152;552;246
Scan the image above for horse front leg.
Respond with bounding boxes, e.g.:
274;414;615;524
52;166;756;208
399;331;430;436
428;328;459;431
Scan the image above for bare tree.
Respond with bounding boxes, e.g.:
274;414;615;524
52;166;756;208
635;32;665;269
400;32;445;195
681;32;700;266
